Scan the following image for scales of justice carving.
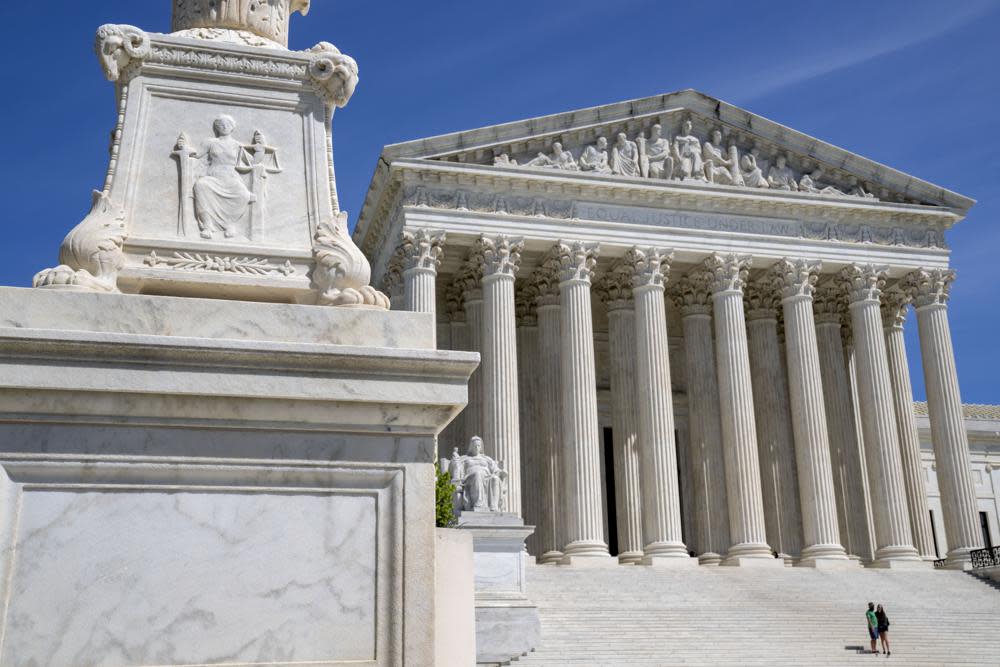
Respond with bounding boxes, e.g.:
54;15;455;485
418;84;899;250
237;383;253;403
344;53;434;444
494;116;882;201
449;436;509;514
173;116;283;242
32;0;389;308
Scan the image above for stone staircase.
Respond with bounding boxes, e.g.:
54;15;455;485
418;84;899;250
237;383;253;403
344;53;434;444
512;563;1000;666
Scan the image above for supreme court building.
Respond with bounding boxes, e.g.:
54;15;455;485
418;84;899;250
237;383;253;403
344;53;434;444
352;89;983;570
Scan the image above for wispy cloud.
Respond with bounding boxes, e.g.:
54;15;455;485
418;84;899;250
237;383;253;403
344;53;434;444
729;0;999;103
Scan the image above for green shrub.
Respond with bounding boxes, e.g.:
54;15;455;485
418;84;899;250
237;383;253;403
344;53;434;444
435;468;457;528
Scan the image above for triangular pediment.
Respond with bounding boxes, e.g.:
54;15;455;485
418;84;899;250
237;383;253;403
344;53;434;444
380;89;972;212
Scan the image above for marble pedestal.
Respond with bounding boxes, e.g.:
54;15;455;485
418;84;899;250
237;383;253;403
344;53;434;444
456;512;541;666
0;286;478;667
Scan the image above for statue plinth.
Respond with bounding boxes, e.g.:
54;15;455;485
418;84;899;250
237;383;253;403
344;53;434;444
171;0;310;48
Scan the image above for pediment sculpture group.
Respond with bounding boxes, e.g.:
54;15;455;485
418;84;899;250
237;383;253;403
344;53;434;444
448;436;508;514
494;116;878;201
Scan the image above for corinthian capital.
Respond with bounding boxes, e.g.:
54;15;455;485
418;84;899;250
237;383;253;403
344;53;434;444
743;276;782;320
838;264;888;304
701;253;751;294
627;247;674;290
444;281;466;323
454;254;485;300
516;283;540;326
556;241;600;284
767;258;822;300
595;261;635;311
901;268;955;308
669;272;714;316
881;287;912;328
477;234;524;278
400;229;445;273
812;282;847;324
95;24;150;82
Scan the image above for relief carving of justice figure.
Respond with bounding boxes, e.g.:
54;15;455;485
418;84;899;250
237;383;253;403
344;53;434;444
173;115;281;242
449;436;508;513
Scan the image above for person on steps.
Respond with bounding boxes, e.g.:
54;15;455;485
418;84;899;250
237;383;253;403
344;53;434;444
866;602;880;654
876;604;891;657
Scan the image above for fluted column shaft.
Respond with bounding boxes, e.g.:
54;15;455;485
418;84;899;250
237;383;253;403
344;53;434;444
745;307;802;561
558;242;612;561
631;249;688;561
479;236;523;514
516;321;542;554
606;305;645;562
882;294;937;559
774;261;847;563
463;291;484;442
401;231;445;348
705;255;773;563
679;305;730;564
906;269;982;565
841;265;920;565
814;306;873;561
535;296;564;563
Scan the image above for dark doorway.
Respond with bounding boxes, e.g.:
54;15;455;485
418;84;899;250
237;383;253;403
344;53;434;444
980;511;993;551
603;427;619;557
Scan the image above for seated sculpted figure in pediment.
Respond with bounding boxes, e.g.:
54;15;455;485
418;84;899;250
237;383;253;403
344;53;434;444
579;137;612;174
449;436;508;513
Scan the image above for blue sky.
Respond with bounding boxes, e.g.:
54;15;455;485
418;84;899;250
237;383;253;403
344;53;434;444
0;0;998;402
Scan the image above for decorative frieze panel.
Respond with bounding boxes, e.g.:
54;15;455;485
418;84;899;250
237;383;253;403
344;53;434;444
398;185;947;250
485;114;887;203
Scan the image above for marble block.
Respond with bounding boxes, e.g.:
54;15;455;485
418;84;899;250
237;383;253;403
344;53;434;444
0;455;435;667
456;513;540;666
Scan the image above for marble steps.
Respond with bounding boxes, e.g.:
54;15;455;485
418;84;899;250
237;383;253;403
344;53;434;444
510;565;1000;666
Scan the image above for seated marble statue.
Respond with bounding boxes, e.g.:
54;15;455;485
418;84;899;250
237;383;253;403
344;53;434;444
525;142;579;170
192;115;256;239
701;129;741;185
672;118;704;180
740;154;769;188
579;137;612;174
610;132;640;177
639;124;674;179
449;436;508;513
766;154;798;191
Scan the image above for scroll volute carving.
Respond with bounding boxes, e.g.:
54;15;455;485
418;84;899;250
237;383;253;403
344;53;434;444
312;211;389;309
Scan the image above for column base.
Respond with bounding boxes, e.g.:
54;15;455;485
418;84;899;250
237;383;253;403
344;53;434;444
800;543;850;564
871;544;924;566
777;552;796;566
558;554;620;568
617;551;643;565
697;552;723;566
722;542;776;566
943;547;974;570
536;551;564;565
722;555;786;567
641;555;699;568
